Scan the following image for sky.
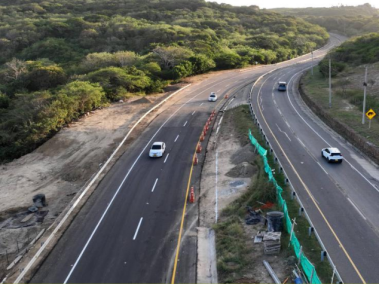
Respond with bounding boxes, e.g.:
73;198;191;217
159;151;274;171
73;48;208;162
206;0;377;9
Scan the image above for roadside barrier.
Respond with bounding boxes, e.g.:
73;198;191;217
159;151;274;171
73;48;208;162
247;68;343;284
248;129;322;284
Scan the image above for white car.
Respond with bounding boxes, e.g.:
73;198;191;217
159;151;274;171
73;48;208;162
149;142;166;158
321;147;343;163
208;92;217;102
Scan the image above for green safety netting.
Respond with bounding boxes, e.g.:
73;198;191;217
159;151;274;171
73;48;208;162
248;129;322;284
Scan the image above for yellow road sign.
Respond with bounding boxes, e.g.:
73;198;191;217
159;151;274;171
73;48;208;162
366;109;376;120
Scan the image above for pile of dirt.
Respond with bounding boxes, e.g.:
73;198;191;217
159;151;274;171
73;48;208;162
230;143;256;165
129;97;152;104
226;162;257;178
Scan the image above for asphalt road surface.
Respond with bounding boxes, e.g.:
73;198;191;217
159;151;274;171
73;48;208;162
250;42;379;282
30;34;364;283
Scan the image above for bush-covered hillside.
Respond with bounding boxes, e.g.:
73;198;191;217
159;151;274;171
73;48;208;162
319;33;379;77
272;3;379;37
0;0;329;162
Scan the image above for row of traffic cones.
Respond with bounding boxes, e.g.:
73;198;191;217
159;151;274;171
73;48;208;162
189;110;218;203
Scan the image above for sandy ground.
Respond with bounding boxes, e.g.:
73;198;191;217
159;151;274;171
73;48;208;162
0;87;187;276
198;104;294;283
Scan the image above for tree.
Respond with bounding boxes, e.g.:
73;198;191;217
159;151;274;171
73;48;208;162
189;55;215;74
114;51;138;67
80;52;118;73
153;46;194;69
5;58;27;81
26;66;67;91
0;93;10;109
58;81;106;114
172;61;193;79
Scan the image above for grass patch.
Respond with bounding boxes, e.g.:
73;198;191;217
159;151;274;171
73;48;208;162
302;66;379;146
214;105;334;283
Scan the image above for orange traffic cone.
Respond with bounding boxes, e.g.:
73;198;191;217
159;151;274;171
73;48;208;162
200;134;204;141
189;187;195;203
196;143;202;153
224;94;228;99
203;129;207;136
193;154;198;165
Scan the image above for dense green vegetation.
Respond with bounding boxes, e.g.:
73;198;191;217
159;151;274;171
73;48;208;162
319;33;379;77
272;3;379;37
0;0;329;162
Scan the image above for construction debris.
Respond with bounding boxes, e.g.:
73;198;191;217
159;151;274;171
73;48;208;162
245;206;262;225
263;260;281;284
263;232;281;254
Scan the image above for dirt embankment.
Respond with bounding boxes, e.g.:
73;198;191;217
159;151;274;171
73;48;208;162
199;105;294;283
0;89;181;277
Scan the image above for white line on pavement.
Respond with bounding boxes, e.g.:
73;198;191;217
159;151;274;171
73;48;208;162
285;69;379;194
133;218;143;240
164;153;170;163
275;123;291;142
200;103;204;106
317;162;329;175
174;135;179;142
62;82;215;284
183;121;187;127
192;111;196;115
215;151;219;223
347;198;367;220
297;138;306;148
278;109;282;115
151;178;158;192
285;121;290;128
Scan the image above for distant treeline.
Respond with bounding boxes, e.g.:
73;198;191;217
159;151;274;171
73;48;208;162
0;0;329;162
272;4;379;37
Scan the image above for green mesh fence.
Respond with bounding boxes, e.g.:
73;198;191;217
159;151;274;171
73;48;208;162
249;129;322;284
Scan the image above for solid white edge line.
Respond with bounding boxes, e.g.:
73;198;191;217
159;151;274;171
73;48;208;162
174;135;179;142
317;162;329;175
347;198;367;221
183;121;187;127
192;111;195;115
151;178;158;193
215;151;219;223
200;102;204;106
218;117;223;126
164;153;170;163
13;83;192;284
133;218;143;240
63;82;220;283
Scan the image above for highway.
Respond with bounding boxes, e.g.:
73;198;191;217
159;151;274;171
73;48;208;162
250;47;379;282
29;34;375;283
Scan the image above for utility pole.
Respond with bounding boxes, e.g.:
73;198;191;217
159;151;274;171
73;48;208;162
362;66;368;124
329;58;332;108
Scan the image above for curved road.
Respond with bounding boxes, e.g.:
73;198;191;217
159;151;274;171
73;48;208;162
29;35;365;283
251;39;379;282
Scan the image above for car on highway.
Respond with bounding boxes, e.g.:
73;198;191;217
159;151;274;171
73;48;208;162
149;142;166;158
278;82;287;92
321;147;343;163
208;92;217;102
